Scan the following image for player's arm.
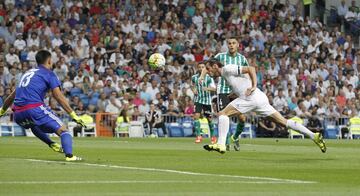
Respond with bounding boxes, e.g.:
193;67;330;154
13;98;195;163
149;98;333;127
191;76;198;95
52;87;86;127
267;122;276;131
198;67;207;84
240;66;257;96
0;90;16;116
203;77;216;92
202;87;216;91
222;65;257;95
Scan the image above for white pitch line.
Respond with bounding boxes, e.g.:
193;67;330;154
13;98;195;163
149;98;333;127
21;158;316;184
0;180;309;185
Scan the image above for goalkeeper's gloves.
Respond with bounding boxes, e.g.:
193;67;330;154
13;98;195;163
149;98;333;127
0;107;7;117
69;111;86;127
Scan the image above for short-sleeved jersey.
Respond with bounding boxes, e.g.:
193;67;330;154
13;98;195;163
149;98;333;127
221;64;254;100
215;52;249;94
191;73;215;105
14;65;61;106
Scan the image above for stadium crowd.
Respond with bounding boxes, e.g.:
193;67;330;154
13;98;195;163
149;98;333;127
0;0;359;126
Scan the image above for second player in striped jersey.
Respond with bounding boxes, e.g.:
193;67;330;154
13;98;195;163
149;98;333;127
214;37;248;151
191;62;216;144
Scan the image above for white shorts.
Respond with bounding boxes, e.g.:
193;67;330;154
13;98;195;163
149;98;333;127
229;89;277;117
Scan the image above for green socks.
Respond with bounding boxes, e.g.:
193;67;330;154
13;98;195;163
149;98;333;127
233;122;244;139
208;121;214;137
194;120;201;136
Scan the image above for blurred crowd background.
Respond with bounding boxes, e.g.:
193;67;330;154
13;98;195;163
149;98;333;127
0;0;359;128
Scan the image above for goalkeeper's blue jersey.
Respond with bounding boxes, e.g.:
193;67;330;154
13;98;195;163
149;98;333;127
14;65;61;107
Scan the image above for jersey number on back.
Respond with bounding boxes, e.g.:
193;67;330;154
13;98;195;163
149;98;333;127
19;69;38;87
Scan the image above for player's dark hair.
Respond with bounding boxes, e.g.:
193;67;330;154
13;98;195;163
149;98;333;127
227;36;238;41
35;50;52;65
208;58;224;68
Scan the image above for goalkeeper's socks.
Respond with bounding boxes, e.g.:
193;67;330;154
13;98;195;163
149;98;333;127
194;120;201;136
233;122;244;139
31;127;54;145
60;131;73;156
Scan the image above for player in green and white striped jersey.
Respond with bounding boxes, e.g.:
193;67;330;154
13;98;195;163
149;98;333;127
214;37;248;151
191;62;216;144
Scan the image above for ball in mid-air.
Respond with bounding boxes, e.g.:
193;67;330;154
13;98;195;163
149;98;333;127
148;53;166;69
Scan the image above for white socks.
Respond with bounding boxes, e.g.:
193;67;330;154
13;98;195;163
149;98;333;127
286;120;315;139
217;115;230;146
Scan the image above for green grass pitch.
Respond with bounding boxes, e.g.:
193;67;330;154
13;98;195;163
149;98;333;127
0;137;360;196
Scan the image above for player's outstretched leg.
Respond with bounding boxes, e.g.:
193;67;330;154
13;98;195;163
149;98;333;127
269;112;326;153
204;105;239;154
56;127;82;161
203;115;228;154
31;126;63;153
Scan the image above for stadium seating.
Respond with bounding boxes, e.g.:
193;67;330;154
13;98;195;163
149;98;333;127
82;123;97;137
324;125;339;139
153;128;164;137
288;129;305;139
128;121;145;138
70;88;82;97
115;122;129;137
0;123;14;136
167;122;184;137
79;94;90;107
182;121;193;137
229;122;237;136
11;123;25;136
89;97;99;106
24;128;35;137
67;121;77;137
240;123;256;138
92;92;100;98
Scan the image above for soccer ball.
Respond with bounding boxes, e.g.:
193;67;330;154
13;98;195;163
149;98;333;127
148;53;166;69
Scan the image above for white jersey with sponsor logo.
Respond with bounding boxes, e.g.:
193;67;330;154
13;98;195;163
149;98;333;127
221;64;276;117
221;64;252;100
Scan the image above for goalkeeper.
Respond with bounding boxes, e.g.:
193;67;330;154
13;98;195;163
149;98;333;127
0;50;85;161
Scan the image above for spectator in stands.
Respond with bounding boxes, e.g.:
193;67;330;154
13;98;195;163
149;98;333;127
165;103;179;123
184;100;195;116
145;103;167;137
103;79;116;97
307;110;323;134
5;47;19;66
257;118;276;137
146;80;160;101
115;108;131;137
105;91;122;114
338;0;349;23
81;76;92;95
336;90;347;108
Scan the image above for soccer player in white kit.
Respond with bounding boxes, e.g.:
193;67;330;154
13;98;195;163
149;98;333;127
202;59;326;154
